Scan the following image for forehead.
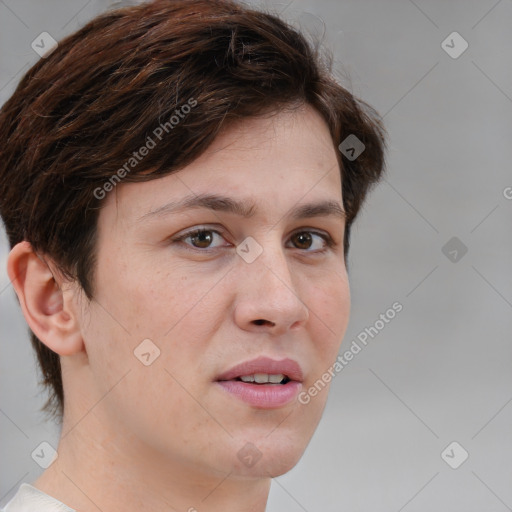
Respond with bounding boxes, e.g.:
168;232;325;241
107;104;342;223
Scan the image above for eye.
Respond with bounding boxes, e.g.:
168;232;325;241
172;227;335;253
174;228;229;250
288;231;333;252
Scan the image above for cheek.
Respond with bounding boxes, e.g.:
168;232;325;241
305;268;350;355
143;271;223;334
123;266;227;376
85;248;228;378
112;257;220;335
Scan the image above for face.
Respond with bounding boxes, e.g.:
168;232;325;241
70;104;350;480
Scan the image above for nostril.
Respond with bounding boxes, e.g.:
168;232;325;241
253;319;275;326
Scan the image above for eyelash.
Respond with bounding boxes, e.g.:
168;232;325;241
172;227;336;254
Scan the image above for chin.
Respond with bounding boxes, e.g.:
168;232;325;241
230;449;305;479
225;426;315;479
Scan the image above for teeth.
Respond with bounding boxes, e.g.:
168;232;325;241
239;373;286;384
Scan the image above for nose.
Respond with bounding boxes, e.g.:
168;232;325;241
233;240;310;335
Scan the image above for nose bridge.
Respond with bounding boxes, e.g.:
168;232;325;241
244;231;294;291
261;239;294;289
233;232;309;331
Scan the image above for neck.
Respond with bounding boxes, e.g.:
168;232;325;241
33;407;272;512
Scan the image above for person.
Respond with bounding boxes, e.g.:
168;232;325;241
0;0;386;510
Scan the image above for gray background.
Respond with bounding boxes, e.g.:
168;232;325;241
1;0;511;510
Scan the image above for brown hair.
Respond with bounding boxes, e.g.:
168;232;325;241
0;0;386;423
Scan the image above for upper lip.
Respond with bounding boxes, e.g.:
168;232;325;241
216;356;304;382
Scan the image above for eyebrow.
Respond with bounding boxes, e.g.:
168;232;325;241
136;193;346;223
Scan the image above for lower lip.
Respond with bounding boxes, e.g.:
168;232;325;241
216;380;302;408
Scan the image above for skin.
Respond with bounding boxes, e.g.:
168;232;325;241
8;103;350;512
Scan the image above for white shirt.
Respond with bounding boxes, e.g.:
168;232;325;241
0;483;75;512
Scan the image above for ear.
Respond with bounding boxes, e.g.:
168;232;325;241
7;241;84;356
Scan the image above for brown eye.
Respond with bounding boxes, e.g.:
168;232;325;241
173;228;230;251
189;230;214;248
288;231;332;252
291;232;313;249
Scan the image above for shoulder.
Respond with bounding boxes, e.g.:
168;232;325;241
1;483;75;512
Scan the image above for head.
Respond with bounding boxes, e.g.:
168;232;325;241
0;0;386;480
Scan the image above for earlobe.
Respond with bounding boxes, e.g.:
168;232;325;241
7;241;84;356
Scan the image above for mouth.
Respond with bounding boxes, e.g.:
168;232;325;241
233;374;291;385
215;357;303;409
